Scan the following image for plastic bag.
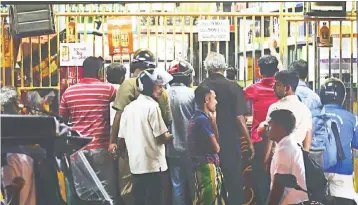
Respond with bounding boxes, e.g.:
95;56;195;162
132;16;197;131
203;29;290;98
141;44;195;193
69;150;115;205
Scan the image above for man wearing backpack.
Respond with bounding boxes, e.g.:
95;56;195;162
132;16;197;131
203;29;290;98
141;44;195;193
315;78;358;205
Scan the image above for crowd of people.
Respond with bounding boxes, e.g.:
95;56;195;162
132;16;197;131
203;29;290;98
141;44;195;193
1;48;358;205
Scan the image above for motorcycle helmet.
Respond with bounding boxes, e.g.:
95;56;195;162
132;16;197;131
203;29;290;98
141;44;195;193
130;49;156;74
319;78;346;105
167;59;194;86
136;68;173;97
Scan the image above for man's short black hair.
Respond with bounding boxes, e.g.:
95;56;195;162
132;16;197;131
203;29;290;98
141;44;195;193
226;67;238;80
274;70;299;92
195;85;212;108
82;56;102;78
269;109;296;135
258;55;279;77
289;59;308;80
106;63;127;84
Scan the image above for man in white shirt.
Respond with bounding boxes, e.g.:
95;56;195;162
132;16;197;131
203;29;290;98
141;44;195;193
265;109;308;205
119;68;174;205
262;70;312;169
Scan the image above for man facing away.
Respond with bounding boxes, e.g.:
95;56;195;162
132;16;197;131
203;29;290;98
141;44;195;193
200;53;254;205
244;55;279;204
105;62;127;205
289;59;322;118
318;78;358;205
119;68;174;205
59;56;118;204
106;63;127;126
225;67;238;81
265;109;308;205
166;59;196;205
261;70;312;172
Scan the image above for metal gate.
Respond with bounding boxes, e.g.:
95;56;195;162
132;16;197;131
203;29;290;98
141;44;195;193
0;2;357;113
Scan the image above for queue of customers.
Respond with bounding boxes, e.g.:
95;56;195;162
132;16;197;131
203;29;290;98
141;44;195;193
1;48;358;205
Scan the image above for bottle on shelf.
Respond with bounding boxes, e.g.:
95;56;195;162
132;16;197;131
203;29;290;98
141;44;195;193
320;22;330;44
68;17;76;43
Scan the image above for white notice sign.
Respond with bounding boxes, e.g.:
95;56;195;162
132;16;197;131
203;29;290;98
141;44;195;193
198;20;230;42
60;43;93;66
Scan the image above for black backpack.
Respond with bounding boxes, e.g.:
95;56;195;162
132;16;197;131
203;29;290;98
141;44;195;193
299;144;328;202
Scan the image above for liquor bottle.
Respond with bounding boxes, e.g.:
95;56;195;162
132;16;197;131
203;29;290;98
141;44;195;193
62;46;70;62
68;17;76;43
112;25;121;48
320;22;330;44
120;33;129;47
248;29;252;44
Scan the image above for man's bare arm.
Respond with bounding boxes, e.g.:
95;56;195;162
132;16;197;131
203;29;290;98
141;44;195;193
156;132;174;145
266;175;285;205
110;110;122;144
118;138;127;158
264;140;273;162
212;121;219;141
237;115;255;159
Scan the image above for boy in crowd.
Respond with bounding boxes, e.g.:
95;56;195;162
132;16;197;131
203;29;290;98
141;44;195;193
261;70;312;172
265;109;308;205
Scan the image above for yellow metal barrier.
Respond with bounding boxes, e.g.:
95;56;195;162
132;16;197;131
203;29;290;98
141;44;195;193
0;2;357;112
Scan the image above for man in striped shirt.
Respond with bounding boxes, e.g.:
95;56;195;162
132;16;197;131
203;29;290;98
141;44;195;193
60;56;118;204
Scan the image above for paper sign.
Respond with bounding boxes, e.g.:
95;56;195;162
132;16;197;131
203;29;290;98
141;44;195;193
198;20;230;42
60;43;93;66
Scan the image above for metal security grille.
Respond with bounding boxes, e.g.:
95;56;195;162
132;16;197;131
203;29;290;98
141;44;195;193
0;2;357;112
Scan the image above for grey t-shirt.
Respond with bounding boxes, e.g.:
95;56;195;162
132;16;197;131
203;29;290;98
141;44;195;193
167;84;196;157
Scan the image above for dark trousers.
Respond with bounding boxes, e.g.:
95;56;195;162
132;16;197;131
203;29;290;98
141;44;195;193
131;172;162;205
220;147;243;205
324;196;357;205
251;141;271;205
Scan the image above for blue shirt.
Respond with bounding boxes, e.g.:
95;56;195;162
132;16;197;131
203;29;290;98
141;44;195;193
323;104;358;175
187;110;220;166
296;80;322;118
167;84;196;157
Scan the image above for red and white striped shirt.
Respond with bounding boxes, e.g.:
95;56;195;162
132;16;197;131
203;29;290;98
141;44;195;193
60;78;116;150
